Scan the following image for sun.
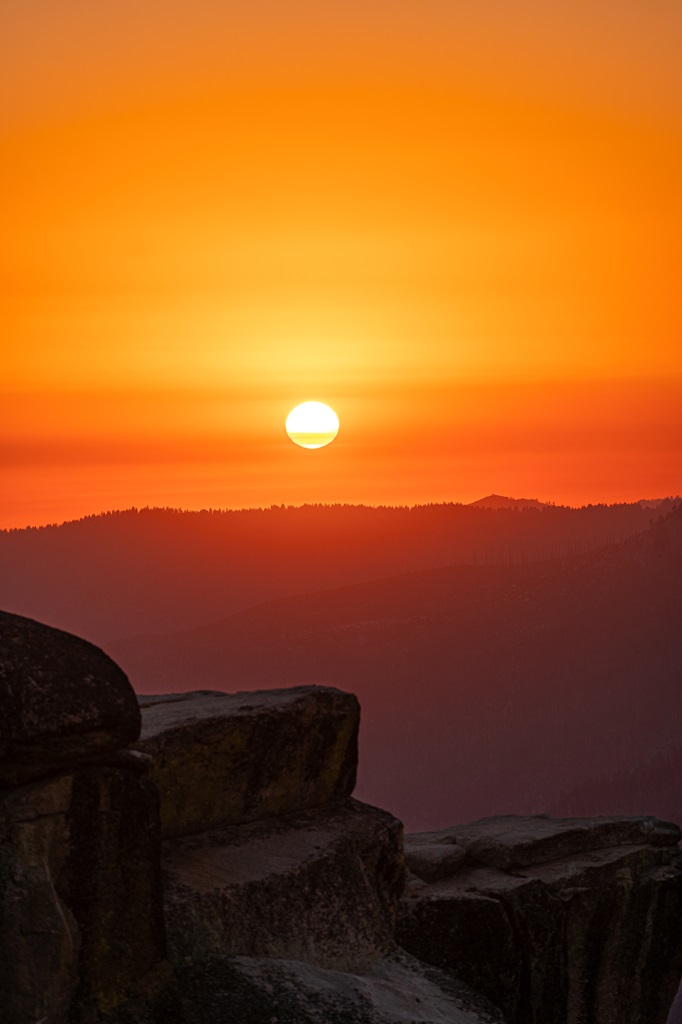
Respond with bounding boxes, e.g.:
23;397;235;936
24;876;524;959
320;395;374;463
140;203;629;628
286;401;339;449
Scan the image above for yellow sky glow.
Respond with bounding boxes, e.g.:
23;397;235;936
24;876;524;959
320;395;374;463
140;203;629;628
1;2;681;527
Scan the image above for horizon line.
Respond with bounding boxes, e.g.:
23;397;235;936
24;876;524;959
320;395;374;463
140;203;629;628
3;494;680;534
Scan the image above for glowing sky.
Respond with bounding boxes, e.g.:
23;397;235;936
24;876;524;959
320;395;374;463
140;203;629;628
2;1;681;527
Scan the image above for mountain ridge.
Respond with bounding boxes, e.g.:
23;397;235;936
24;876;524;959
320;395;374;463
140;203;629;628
0;499;671;646
467;493;547;509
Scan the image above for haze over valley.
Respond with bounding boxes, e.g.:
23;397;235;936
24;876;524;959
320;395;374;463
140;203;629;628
2;496;679;831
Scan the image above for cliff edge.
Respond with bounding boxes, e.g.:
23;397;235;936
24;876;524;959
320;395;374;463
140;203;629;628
1;609;681;1023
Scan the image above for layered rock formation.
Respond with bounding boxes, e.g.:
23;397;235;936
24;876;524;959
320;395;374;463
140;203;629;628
135;688;502;1022
0;612;173;1024
398;817;682;1024
2;609;682;1024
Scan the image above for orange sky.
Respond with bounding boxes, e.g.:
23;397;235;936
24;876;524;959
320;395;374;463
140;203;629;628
2;1;681;528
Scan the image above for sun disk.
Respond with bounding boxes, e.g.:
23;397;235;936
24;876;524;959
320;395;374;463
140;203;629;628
286;402;339;449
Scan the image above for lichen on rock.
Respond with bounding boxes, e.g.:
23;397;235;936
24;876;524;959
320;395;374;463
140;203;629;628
134;686;359;838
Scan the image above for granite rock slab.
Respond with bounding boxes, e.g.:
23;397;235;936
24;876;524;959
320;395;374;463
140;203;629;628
162;797;404;972
134;686;359;838
397;814;682;1024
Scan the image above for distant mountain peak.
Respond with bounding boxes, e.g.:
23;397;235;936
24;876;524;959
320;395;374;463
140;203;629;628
468;494;546;510
637;496;681;509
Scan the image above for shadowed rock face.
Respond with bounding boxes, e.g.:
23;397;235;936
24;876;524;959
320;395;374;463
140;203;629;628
0;775;80;1024
0;764;174;1024
163;799;404;972
134;686;359;838
397;814;682;1024
0;610;140;785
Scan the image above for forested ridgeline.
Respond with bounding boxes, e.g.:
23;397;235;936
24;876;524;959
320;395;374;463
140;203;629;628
0;499;671;644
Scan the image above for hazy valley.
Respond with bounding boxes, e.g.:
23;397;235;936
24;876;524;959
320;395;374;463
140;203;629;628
1;497;680;831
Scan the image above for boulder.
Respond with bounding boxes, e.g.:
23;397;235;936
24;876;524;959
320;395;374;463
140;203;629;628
134;686;359;838
0;610;140;786
175;951;506;1024
397;814;682;1024
162;798;403;971
0;764;176;1024
404;832;468;882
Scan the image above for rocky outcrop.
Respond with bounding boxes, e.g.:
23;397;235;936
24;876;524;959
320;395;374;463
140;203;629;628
163;799;403;970
2;610;682;1024
397;814;682;1024
0;762;175;1024
134;686;359;838
0;610;140;785
0;612;173;1024
450;813;682;866
143;692;505;1023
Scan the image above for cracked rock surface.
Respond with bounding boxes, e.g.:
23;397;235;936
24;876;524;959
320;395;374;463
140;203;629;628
397;814;682;1024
